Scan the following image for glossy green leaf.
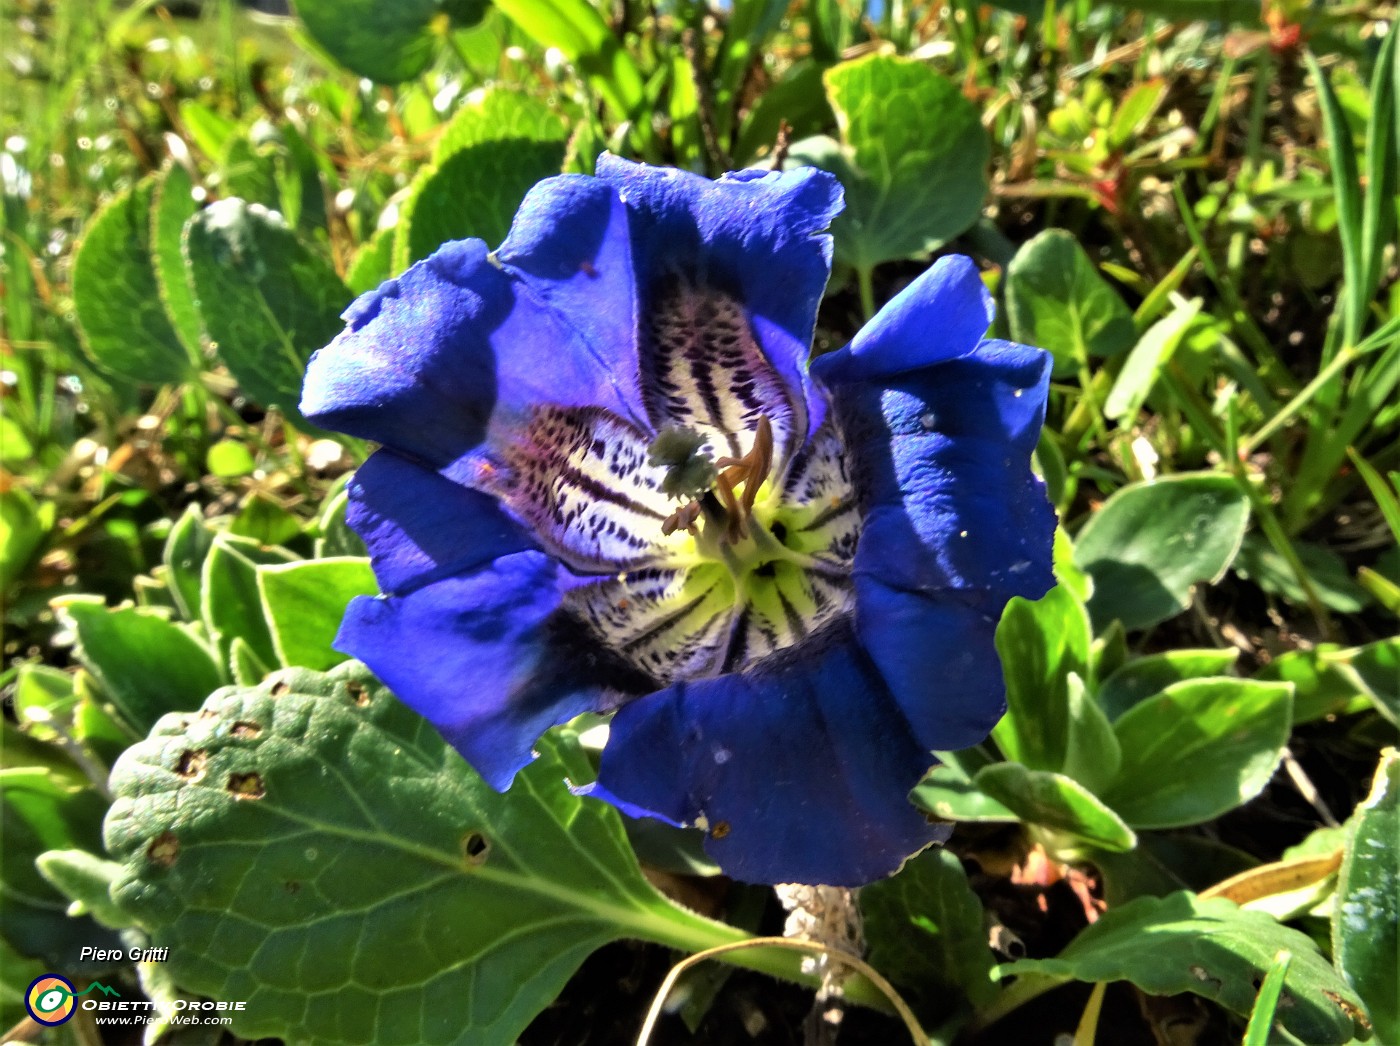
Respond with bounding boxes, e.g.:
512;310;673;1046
863;849;997;1015
73;174;195;384
974;763;1136;851
345;226;395;293
256;558;378;670
997;892;1367;1043
798;54;988;272
57;599;225;735
104;664;751;1044
183;198;350;428
313;488;368;559
1103;679;1292;829
1061;673;1121;796
396;90;568;268
1006;229;1136;377
991;585;1091;774
295;0;488;84
1096;648;1240;721
1333;748;1397;1044
1074;473;1251;631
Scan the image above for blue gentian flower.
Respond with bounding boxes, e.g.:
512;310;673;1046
300;156;1055;887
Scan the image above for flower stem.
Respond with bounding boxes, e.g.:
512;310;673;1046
857;266;877;322
624;900;897;1015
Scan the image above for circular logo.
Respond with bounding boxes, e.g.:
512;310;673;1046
26;975;77;1026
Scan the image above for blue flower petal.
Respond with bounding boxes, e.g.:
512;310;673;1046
813;256;994;382
347;449;534;597
301;239;645;468
335;552;612;790
596;155;842;438
594;627;947;886
496;175;646;425
821;332;1056;606
854;577;1009;751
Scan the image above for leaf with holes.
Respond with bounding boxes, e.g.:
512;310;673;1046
103;664;753;1045
997;892;1368;1043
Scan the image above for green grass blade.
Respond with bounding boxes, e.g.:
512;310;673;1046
1243;951;1293;1046
1304;50;1365;350
1361;29;1398;319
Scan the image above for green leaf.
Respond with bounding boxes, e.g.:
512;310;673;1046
997;892;1367;1044
345;226;395;293
1103;679;1292;829
73;174;195;384
205;439;257;479
799;54;988;272
183;198;350;429
1333;748;1398;1044
229;492;303;548
104;664;747;1044
57;599;226;735
201;534;297;672
1258;639;1398;726
1061;673;1121;796
35;850;134;930
492;0;644;122
1234;533;1370;614
1097;648;1240;721
0;487;50;593
396;90;568;268
294;0;488;84
313;488;368;559
151;161;203;358
1006;229;1136;377
991;585;1091;774
256;558;378;670
863;849;997;1015
1090;835;1257;906
1103;297;1201;422
164;504;216;622
1106;78;1168;153
1074;472;1250;632
973;763;1136;852
912;765;1017;824
1;762;125;969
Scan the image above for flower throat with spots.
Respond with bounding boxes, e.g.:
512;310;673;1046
479;280;859;685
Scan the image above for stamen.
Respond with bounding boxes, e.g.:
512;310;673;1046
714;416;776;542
